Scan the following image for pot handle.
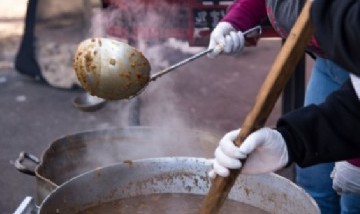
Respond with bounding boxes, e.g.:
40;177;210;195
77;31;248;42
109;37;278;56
14;152;40;176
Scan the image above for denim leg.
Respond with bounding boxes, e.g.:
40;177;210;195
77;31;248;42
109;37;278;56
296;58;349;214
296;164;340;214
303;58;349;106
341;194;360;214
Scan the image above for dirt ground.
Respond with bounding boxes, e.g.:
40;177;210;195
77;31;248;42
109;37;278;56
0;1;315;212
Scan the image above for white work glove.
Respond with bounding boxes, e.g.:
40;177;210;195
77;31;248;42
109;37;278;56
331;161;360;194
208;128;289;178
207;22;245;58
350;74;360;100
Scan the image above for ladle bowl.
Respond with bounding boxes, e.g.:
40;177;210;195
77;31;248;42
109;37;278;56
73;38;151;100
73;26;261;100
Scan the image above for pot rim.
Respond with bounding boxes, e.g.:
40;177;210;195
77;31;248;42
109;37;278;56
35;126;220;186
39;157;320;214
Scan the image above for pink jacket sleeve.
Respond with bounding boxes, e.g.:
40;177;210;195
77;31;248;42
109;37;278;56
348;159;360;167
221;0;267;31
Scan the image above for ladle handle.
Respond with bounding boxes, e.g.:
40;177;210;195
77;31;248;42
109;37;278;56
150;49;212;81
14;151;41;176
149;26;262;81
199;0;313;213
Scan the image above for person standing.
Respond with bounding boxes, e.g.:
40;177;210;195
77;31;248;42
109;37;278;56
206;0;360;213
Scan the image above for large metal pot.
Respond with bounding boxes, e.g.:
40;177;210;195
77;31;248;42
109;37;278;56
15;126;219;204
38;157;320;214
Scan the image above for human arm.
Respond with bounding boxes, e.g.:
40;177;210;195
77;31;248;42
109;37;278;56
279;78;360;167
222;0;267;31
207;0;266;57
209;76;360;178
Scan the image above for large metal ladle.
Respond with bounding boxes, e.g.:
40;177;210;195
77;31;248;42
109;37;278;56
73;26;261;100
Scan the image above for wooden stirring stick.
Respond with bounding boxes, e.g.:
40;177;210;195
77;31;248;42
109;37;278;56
200;0;314;213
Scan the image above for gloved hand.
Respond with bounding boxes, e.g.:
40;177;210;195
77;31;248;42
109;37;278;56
350;74;360;100
208;128;289;178
331;161;360;194
207;22;245;58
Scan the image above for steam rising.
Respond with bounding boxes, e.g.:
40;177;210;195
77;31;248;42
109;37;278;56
82;1;217;169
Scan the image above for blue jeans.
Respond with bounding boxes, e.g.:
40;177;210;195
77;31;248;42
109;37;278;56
296;58;360;214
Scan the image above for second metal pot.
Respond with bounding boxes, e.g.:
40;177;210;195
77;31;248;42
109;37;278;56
15;126;219;204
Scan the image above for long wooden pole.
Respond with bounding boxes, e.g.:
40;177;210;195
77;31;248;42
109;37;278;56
200;0;314;213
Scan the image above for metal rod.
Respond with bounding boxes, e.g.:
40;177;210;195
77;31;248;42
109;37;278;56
149;26;262;81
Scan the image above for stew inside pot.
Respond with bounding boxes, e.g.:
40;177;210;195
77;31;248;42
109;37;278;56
76;193;268;214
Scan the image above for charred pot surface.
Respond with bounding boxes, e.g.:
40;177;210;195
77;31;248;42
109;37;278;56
73;38;151;100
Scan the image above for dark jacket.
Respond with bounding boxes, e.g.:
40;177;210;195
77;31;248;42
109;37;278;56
277;0;360;167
